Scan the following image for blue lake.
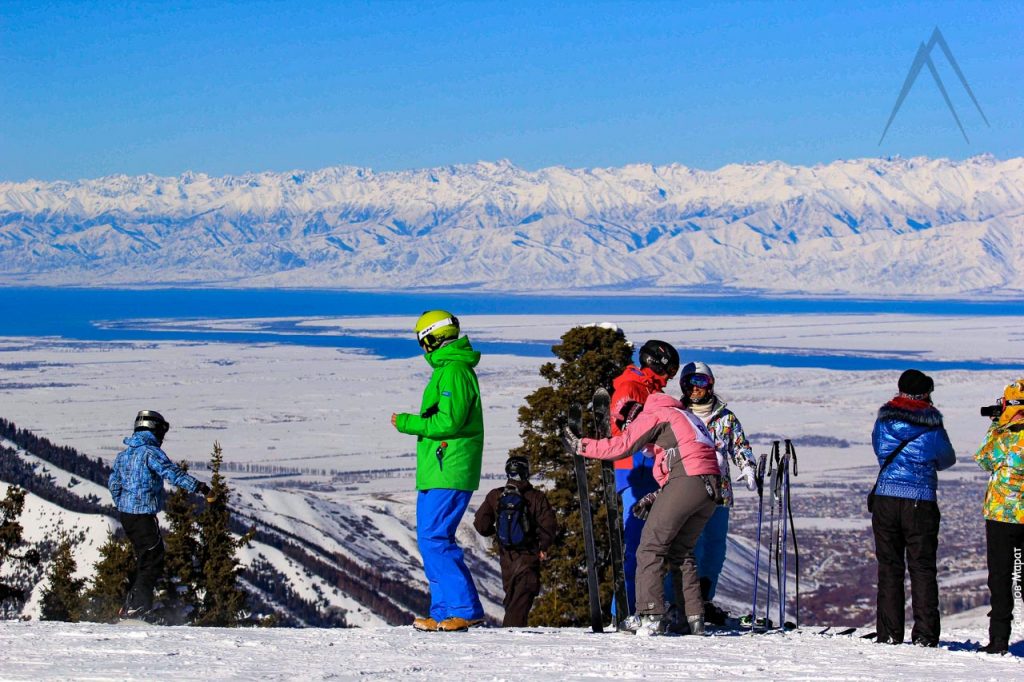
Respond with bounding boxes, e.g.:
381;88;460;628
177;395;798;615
1;287;1021;371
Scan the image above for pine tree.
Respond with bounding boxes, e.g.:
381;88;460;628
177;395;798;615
0;486;41;609
505;325;633;627
158;461;201;620
39;533;85;622
81;530;135;622
195;442;253;627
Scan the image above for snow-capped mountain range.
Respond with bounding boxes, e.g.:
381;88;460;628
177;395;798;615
3;155;1024;295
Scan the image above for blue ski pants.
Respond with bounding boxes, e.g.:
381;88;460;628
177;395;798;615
416;488;484;622
693;505;730;600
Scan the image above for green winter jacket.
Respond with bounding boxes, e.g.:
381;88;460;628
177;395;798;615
395;336;484;491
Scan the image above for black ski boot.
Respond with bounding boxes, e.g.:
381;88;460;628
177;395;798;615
980;640;1009;655
704;601;728;626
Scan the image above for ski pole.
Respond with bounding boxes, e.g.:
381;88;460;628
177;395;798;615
750;452;768;632
779;449;789;629
785;439;800;628
763;441;780;631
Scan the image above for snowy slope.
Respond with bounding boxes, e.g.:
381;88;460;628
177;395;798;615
1;427;503;627
3;156;1024;295
0;620;1021;681
0;482;116;620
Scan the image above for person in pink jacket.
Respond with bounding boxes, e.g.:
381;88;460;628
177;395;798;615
564;392;720;636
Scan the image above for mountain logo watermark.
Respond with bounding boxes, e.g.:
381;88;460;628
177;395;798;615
879;27;989;144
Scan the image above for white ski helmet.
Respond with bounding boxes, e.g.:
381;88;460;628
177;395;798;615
680;361;715;387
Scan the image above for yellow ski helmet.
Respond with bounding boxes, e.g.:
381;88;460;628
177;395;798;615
414;310;460;353
999;379;1024;425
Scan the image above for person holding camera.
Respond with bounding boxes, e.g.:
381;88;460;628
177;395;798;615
975;379;1024;655
870;369;955;647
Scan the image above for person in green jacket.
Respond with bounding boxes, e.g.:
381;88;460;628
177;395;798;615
391;309;486;632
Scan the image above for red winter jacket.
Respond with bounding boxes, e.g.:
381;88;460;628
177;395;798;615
580;393;720;487
609;365;668;470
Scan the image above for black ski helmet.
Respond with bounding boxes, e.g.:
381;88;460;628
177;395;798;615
134;410;170;443
638;340;680;379
505;456;530;482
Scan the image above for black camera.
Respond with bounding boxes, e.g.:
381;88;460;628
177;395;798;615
981;403;1003;419
981;398;1024;419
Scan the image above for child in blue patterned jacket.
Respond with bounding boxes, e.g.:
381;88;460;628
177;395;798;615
108;410;211;619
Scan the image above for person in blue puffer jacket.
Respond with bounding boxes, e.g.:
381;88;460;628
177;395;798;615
109;410;211;619
870;369;955;647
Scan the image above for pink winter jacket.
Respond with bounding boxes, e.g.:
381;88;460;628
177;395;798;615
580;393;721;487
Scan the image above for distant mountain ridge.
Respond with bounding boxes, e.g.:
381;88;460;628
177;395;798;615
3;155;1024;295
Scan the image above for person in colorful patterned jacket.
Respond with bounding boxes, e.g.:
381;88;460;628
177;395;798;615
680;361;758;626
870;369;955;647
392;310;486;633
564;391;720;636
975;379;1024;655
608;339;679;615
108;410;211;619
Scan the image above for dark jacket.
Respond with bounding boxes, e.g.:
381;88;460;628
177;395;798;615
474;479;558;569
872;396;956;502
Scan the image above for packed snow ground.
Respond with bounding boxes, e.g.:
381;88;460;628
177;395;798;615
0;620;1020;681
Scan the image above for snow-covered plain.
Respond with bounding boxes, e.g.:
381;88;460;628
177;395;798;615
3;311;1022;676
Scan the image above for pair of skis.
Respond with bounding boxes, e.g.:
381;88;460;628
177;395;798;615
567;388;628;633
749;439;799;633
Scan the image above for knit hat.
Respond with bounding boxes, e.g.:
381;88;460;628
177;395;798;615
898;369;934;397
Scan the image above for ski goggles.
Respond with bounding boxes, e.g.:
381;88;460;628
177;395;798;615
684;374;713;388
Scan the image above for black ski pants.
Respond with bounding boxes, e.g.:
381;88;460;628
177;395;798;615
871;495;941;645
985;519;1024;647
499;552;541;627
120;512;165;612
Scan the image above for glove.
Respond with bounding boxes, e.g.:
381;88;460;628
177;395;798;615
195;482;215;502
631;490;659;521
561;426;582;456
740;463;758;492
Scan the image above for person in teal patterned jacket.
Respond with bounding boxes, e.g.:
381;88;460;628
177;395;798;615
680;362;758;625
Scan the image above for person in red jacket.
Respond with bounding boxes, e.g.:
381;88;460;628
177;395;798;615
609;340;679;615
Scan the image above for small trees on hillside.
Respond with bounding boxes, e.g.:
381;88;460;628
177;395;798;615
0;486;41;617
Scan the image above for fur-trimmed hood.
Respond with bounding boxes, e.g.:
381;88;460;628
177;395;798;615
877;395;944;428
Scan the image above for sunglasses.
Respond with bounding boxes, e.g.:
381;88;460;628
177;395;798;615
685;374;712;388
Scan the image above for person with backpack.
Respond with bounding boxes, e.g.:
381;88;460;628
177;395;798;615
108;410;212;620
608;339;679;615
563;390;720;636
680;361;758;625
870;369;955;647
473;456;559;627
975;379;1024;655
392;310;486;633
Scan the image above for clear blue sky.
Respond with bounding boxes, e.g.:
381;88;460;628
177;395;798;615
1;1;1022;180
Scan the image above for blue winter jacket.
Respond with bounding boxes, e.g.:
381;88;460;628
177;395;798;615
871;396;956;502
108;431;199;514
